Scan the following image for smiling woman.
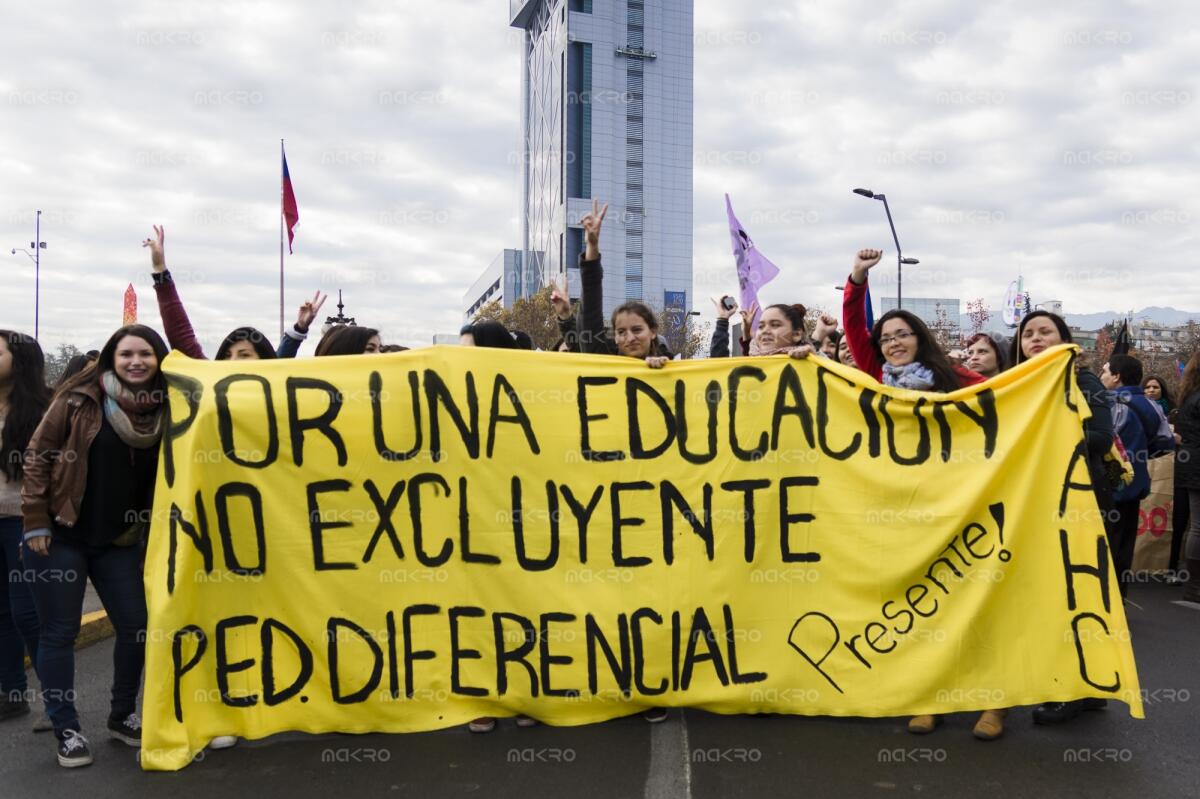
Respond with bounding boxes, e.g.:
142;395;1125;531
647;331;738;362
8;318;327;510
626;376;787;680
19;323;170;767
842;249;983;393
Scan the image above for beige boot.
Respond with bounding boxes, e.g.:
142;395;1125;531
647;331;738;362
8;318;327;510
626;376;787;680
907;714;941;734
972;708;1008;741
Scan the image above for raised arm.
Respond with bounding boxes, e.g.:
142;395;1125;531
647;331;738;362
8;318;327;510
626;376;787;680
277;290;327;358
709;295;738;358
577;199;612;354
145;225;206;359
550;285;580;351
812;312;838;348
842;248;884;380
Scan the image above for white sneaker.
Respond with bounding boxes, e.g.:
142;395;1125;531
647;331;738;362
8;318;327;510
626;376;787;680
210;735;239;749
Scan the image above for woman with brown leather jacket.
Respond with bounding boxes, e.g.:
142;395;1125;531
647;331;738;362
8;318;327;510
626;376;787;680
21;324;168;768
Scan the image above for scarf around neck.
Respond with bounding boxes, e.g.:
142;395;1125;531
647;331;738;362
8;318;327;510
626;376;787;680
882;361;936;391
748;336;800;357
99;370;164;448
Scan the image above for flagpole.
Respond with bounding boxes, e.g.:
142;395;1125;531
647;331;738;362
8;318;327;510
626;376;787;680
280;138;285;342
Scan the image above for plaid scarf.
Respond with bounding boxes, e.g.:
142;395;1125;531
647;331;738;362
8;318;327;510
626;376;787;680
98;370;164;448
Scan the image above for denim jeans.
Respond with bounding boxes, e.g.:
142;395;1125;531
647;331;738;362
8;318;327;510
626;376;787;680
22;535;146;738
0;515;40;701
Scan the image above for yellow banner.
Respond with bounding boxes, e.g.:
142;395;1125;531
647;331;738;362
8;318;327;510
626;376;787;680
140;345;1143;770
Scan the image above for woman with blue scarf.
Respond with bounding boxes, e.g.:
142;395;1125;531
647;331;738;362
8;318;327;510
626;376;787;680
841;249;996;738
842;249;984;392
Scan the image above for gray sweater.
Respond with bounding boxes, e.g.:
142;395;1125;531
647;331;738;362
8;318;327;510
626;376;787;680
0;415;22;517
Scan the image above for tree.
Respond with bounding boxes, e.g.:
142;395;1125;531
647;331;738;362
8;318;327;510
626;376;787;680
658;308;709;360
473;287;563;351
966;298;990;335
930;303;960;350
43;343;84;387
1094;328;1114;367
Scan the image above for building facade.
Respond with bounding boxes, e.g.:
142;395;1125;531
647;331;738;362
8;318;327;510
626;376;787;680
462;249;541;319
465;0;694;320
879;296;963;343
1132;320;1197;355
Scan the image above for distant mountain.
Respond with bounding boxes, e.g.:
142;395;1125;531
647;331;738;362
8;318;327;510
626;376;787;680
960;306;1200;333
1064;307;1200;330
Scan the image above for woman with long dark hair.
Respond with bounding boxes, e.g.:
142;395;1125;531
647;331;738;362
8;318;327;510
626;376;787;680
145;225;326;360
843;249;983;392
1146;374;1190;581
1008;311;1125;725
842;250;997;737
21;325;169;768
0;331;50;727
1173;352;1200;603
1141;375;1174;415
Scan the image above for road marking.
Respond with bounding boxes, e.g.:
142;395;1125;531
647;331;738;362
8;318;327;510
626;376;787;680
644;710;692;799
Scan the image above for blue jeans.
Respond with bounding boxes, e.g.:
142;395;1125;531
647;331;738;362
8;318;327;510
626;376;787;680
22;535;146;738
0;516;40;701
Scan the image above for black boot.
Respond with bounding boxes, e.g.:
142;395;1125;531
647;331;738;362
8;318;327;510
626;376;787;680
0;697;31;721
1032;698;1107;725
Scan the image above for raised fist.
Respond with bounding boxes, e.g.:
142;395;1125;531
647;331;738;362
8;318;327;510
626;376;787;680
851;248;883;283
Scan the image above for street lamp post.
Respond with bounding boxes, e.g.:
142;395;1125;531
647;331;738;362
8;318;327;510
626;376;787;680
9;209;47;340
852;189;918;310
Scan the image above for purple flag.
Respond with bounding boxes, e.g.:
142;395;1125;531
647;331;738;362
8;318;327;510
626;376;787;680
725;194;780;332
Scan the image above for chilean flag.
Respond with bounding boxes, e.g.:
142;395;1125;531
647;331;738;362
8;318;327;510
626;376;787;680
282;148;299;253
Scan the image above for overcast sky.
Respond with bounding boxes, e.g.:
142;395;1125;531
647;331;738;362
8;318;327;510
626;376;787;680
3;0;1198;354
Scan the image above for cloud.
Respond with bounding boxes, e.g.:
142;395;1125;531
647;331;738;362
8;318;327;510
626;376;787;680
1;0;1197;357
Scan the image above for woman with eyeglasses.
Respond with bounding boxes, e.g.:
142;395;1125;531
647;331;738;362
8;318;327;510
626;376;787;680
842;249;1003;738
842;249;984;392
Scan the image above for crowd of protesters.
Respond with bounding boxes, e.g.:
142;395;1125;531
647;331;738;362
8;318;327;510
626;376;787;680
1;211;1198;768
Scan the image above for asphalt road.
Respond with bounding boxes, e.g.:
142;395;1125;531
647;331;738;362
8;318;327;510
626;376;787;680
1;582;1196;799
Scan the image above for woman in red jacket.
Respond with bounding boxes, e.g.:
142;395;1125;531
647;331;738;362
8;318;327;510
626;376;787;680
842;249;983;391
842;249;997;737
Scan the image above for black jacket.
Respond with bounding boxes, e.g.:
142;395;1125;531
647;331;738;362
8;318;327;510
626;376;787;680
578;255;618;355
577;255;672;358
1077;368;1116;508
1176;391;1200;491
